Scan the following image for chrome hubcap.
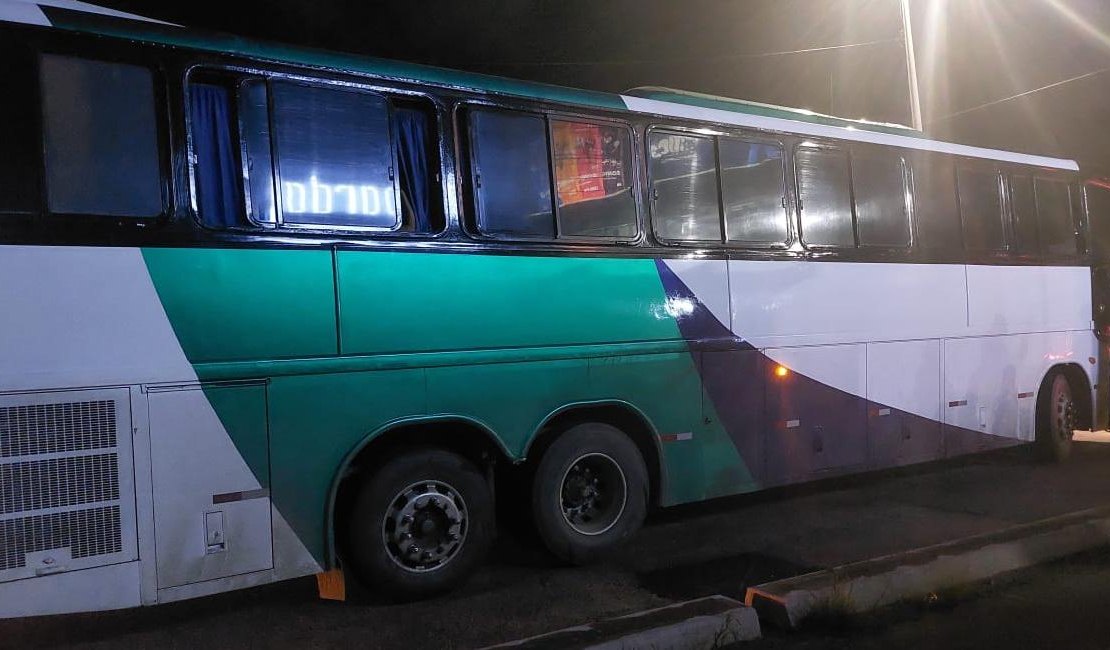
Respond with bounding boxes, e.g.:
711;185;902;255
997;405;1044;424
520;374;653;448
559;453;627;536
382;481;467;573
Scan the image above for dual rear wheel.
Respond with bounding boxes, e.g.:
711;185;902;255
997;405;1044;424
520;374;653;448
343;423;647;599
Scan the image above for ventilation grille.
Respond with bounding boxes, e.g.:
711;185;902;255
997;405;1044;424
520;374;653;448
0;506;122;571
1;453;121;515
0;391;133;581
0;400;117;458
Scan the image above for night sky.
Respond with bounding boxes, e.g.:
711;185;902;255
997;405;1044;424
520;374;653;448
101;0;1110;173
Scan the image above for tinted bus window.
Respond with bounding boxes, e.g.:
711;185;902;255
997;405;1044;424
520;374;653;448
471;110;554;239
852;151;909;247
40;55;162;217
238;79;276;226
910;156;961;250
1036;178;1076;257
1009;175;1038;253
271;82;396;229
552;120;636;239
649;132;720;242
796;147;854;247
0;42;39;215
958;166;1004;250
719;139;788;244
1088;182;1110;263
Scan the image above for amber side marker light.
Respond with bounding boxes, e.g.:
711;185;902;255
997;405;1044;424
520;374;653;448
774;365;790;378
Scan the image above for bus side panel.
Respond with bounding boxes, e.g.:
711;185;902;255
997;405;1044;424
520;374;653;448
266;369;427;566
966;265;1091;334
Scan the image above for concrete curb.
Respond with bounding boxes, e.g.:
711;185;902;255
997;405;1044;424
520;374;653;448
481;595;761;649
745;505;1110;628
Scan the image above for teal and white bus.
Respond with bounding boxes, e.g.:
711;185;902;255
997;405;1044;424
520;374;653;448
1;0;1106;616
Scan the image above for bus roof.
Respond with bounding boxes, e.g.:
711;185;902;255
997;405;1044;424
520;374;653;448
1;0;1080;172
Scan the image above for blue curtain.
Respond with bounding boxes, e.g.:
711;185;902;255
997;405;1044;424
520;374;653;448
190;84;240;228
395;108;431;232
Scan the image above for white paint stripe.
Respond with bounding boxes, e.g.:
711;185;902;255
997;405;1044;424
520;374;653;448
621;95;1078;172
0;0;178;26
0;1;48;25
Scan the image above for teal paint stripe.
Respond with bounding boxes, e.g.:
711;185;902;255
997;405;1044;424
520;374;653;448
190;339;696;381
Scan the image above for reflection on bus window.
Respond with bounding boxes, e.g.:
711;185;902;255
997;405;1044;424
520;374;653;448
910;156;961;250
271;81;397;229
649;132;721;242
719;139;787;244
1036;179;1076;257
552;120;636;239
796;147;854;247
1010;175;1038;253
41;55;162;217
471;110;554;239
853;151;909;247
958;167;1005;251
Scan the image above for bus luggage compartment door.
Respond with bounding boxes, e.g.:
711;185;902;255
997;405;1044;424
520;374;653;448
148;383;272;590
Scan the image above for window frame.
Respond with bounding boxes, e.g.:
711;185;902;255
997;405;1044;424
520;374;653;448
792;140;857;250
184;64;448;238
38;49;172;225
464;101;642;245
646;123;792;249
849;144;912;250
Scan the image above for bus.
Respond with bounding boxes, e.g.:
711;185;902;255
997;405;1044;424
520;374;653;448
0;1;1104;617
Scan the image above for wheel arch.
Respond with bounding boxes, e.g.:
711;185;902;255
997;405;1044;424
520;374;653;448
325;415;513;569
523;400;666;508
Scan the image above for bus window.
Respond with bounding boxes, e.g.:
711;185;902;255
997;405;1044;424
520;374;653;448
470;109;555;239
909;156;961;250
1035;178;1077;257
1009;175;1038;254
551;120;637;239
1088;181;1110;263
0;41;39;216
190;80;249;228
796;146;854;247
957;166;1005;251
649;132;721;242
852;150;910;248
271;82;397;229
40;55;162;217
238;79;275;226
719;139;788;245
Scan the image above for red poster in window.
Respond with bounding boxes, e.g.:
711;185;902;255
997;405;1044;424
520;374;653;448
553;121;605;206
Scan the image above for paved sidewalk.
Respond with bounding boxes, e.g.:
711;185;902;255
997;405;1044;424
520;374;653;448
7;444;1110;649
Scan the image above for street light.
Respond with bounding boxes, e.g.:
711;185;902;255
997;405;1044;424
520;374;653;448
901;0;924;130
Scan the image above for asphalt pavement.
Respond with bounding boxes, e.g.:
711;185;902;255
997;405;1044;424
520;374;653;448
7;443;1110;649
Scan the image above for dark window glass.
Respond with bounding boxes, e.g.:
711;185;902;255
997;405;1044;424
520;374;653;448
271;82;396;228
649;132;720;241
852;151;909;247
1088;182;1110;263
1036;178;1076;257
910;157;961;249
958;167;1004;250
1009;175;1038;253
552;120;637;238
719;139;788;244
238;79;276;226
796;147;854;247
0;42;39;215
471;110;553;238
40;55;162;217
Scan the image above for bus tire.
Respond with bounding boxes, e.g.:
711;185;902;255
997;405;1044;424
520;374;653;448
1036;371;1076;463
345;449;493;601
531;422;648;565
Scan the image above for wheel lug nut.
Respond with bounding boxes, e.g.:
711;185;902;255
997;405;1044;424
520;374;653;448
401;532;412;541
401;515;413;524
449;532;460;541
410;545;421;555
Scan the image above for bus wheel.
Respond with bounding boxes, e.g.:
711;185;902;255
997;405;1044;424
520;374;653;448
346;449;493;600
1037;372;1076;463
532;423;648;565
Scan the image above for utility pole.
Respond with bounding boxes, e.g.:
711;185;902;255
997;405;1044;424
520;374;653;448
900;0;924;130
